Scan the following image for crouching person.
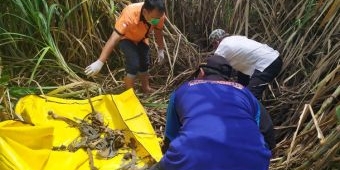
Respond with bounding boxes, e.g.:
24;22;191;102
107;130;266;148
150;55;275;170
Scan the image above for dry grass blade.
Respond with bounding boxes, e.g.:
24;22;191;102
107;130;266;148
319;0;340;27
303;84;340;131
46;81;100;97
308;105;325;142
285;104;309;169
295;126;340;170
0;89;14;120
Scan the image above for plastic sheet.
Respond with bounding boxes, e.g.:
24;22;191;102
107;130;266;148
0;89;162;170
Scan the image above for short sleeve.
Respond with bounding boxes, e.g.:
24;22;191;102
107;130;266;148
114;8;131;35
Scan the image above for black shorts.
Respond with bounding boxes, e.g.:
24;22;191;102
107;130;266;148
119;39;150;75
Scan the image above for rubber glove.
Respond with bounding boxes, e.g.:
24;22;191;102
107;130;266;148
85;60;104;76
157;49;165;63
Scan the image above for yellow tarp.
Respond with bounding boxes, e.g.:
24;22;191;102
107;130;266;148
0;89;162;170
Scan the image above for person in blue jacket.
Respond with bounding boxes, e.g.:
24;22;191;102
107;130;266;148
150;54;275;170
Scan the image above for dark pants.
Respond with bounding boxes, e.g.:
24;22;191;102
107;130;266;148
119;39;150;75
238;57;282;100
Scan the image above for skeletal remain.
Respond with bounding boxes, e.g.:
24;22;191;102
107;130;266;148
48;111;136;167
87;148;98;170
48;93;146;169
48;111;78;127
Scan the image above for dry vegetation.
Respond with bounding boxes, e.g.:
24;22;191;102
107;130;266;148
0;0;339;169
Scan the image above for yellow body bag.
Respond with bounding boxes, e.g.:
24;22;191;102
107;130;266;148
0;89;162;170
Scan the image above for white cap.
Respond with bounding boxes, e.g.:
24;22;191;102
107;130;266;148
209;29;227;43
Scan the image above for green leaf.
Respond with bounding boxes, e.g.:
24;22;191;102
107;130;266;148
9;86;40;98
0;75;10;86
8;86;55;98
28;46;50;84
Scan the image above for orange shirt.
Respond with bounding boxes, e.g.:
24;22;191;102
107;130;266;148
115;2;165;44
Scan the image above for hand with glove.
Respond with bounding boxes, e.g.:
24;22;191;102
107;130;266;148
85;60;104;76
157;49;165;63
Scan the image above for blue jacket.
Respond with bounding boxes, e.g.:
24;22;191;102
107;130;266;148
160;80;272;170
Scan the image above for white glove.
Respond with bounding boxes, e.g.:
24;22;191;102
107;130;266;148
85;60;104;76
157;49;165;63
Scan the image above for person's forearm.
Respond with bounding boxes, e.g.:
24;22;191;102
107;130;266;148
98;31;121;62
164;93;181;141
154;29;164;50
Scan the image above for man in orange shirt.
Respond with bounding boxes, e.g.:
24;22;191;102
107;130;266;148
85;0;166;93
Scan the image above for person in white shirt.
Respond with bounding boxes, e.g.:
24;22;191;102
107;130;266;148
209;29;283;100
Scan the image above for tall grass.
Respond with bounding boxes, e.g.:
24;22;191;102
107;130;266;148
163;0;339;169
165;0;233;47
0;0;124;96
228;1;339;169
1;0;79;81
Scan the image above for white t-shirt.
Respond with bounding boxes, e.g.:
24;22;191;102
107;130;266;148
214;35;279;76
